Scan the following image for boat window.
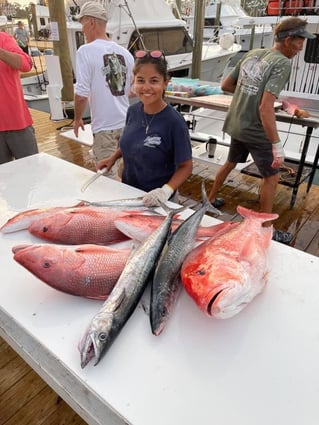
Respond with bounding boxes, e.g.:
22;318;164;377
204;18;216;27
304;35;319;64
128;27;193;56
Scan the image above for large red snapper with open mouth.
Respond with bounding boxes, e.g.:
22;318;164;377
13;243;130;299
181;206;278;319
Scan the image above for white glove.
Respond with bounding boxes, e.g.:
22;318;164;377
142;184;174;207
271;141;285;169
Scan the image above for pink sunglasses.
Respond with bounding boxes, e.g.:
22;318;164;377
135;50;165;59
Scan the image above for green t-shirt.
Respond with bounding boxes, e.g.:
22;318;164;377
223;48;291;143
14;28;28;47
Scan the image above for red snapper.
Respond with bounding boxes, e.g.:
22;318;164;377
181;206;278;319
13;244;130;299
27;206;134;245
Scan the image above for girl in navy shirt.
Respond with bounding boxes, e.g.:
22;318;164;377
97;50;192;206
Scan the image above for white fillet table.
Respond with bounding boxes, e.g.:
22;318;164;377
0;153;319;425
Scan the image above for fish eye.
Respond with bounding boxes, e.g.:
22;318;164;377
196;269;206;275
98;332;107;342
43;261;50;268
42;226;48;233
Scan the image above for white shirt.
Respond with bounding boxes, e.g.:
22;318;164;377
75;39;134;133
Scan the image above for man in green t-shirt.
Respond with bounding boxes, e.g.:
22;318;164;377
14;21;29;54
208;17;315;244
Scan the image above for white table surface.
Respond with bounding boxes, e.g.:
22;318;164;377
1;153;319;425
60;123;93;146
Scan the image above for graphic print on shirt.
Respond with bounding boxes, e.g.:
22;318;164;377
144;135;162;148
238;56;271;96
103;53;128;96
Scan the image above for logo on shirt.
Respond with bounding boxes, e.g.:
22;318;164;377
239;56;271;96
144;136;161;148
102;53;128;96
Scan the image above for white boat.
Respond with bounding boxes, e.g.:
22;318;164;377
67;0;241;82
21;0;241;118
187;0;274;50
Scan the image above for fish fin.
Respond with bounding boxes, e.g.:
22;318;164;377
77;199;91;206
237;235;261;263
237;206;278;223
86;294;108;300
74;244;107;254
158;201;186;215
126;240;141;257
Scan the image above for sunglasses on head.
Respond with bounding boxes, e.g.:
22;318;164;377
135;50;164;59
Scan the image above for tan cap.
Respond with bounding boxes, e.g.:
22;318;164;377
75;1;108;22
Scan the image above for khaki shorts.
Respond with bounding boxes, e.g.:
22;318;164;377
93;128;123;178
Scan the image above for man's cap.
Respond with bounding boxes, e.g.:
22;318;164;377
75;1;108;22
276;26;316;40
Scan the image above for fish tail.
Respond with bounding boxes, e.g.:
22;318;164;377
201;181;222;216
158;201;186;217
237;205;278;223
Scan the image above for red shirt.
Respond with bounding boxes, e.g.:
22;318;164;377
0;32;33;131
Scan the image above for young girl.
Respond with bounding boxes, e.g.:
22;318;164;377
97;50;192;206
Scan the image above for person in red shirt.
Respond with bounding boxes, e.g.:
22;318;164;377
0;32;38;164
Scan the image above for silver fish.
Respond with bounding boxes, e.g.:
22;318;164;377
79;203;184;368
80;196;146;208
150;182;218;336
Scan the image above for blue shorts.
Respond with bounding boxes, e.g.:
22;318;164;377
228;137;279;178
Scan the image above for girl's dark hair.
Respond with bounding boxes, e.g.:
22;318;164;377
133;55;170;80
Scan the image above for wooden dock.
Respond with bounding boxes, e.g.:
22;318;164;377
29;39;54;52
20;55;47;79
1;107;318;425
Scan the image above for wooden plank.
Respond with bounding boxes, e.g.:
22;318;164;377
0;337;87;425
0;354;31;397
0;369;46;424
44;400;88;425
0;341;18;369
194;94;233;107
29;39;54;52
20;56;47;78
2;386;85;425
